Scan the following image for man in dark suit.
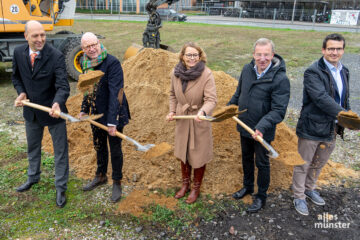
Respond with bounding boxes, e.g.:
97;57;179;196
12;20;70;208
79;32;130;203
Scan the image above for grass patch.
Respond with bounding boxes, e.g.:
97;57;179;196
142;194;245;235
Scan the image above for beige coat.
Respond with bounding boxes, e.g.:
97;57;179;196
169;67;217;168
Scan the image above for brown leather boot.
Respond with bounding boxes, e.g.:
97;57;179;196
82;173;108;191
175;161;192;199
186;165;206;204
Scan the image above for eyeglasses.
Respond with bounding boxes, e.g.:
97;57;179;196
185;53;199;59
83;42;99;51
254;53;272;59
326;48;344;52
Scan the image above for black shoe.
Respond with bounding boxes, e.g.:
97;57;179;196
56;191;66;208
232;187;253;200
247;197;265;213
82;174;108;191
110;180;122;203
16;180;38;192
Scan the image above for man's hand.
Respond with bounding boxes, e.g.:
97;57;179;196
49;102;60;118
195;110;204;122
14;93;27;107
166;112;176;122
108;126;116;136
252;129;263;140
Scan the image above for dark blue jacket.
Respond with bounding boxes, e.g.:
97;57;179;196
228;54;290;142
12;43;70;126
81;54;130;127
296;57;350;142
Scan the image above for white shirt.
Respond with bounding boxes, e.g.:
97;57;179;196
323;57;343;105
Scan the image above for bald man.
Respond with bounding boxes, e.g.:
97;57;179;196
79;32;130;203
12;20;70;208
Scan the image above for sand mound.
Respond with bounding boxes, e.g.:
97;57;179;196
116;190;177;217
43;48;358;197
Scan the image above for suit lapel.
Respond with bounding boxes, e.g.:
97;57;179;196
32;44;50;77
22;46;32;73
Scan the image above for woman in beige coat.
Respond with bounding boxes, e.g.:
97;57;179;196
166;42;217;204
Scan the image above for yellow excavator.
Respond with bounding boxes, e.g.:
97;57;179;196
0;0;82;80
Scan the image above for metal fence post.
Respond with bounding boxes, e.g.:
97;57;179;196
273;8;277;21
312;9;317;30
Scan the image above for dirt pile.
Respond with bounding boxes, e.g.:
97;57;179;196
43;48;358;197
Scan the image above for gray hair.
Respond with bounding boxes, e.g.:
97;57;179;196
253;38;275;53
81;32;98;46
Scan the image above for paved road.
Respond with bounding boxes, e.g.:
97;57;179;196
75;13;360;33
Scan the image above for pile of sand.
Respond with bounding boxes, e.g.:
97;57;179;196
43;48;358;199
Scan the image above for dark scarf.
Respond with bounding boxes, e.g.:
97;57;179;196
174;61;205;92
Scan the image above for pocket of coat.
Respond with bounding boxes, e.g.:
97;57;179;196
305;117;332;138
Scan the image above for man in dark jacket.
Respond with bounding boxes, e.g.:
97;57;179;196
79;32;131;203
228;38;290;213
292;33;350;216
12;20;70;208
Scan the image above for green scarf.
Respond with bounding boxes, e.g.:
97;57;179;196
82;43;107;73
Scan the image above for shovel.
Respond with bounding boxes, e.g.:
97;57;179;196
20;100;81;123
232;116;279;159
172;110;245;123
83;117;155;152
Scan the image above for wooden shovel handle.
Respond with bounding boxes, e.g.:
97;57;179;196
21;100;63;119
86;118;126;141
172;115;209;120
232;116;266;145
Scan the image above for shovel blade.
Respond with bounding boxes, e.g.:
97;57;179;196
135;144;155;152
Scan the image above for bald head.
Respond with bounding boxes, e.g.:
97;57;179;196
81;32;98;47
25;20;43;35
24;20;46;51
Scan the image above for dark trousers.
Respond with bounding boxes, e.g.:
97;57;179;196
241;135;270;201
25;119;69;192
91;125;124;181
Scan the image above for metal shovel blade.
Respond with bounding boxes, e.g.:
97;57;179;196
125;136;155;152
59;112;81;122
261;140;279;159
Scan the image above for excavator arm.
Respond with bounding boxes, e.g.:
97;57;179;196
142;0;179;48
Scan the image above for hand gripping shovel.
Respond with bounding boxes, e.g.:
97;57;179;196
83;117;155;152
20;100;80;123
232;116;279;159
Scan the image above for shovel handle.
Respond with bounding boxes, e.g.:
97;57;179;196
232;116;268;148
21;100;63;120
172;115;210;121
86;118;126;141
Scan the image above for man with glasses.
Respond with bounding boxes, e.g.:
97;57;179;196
292;33;350;216
228;38;290;213
79;32;131;203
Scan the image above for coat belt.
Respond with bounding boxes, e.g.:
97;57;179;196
181;103;198;113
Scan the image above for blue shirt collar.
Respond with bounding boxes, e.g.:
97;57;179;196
323;57;342;72
254;62;272;79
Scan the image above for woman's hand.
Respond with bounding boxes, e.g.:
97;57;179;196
166;112;176;121
195;110;204;122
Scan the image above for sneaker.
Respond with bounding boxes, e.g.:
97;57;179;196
305;190;325;206
293;199;309;216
